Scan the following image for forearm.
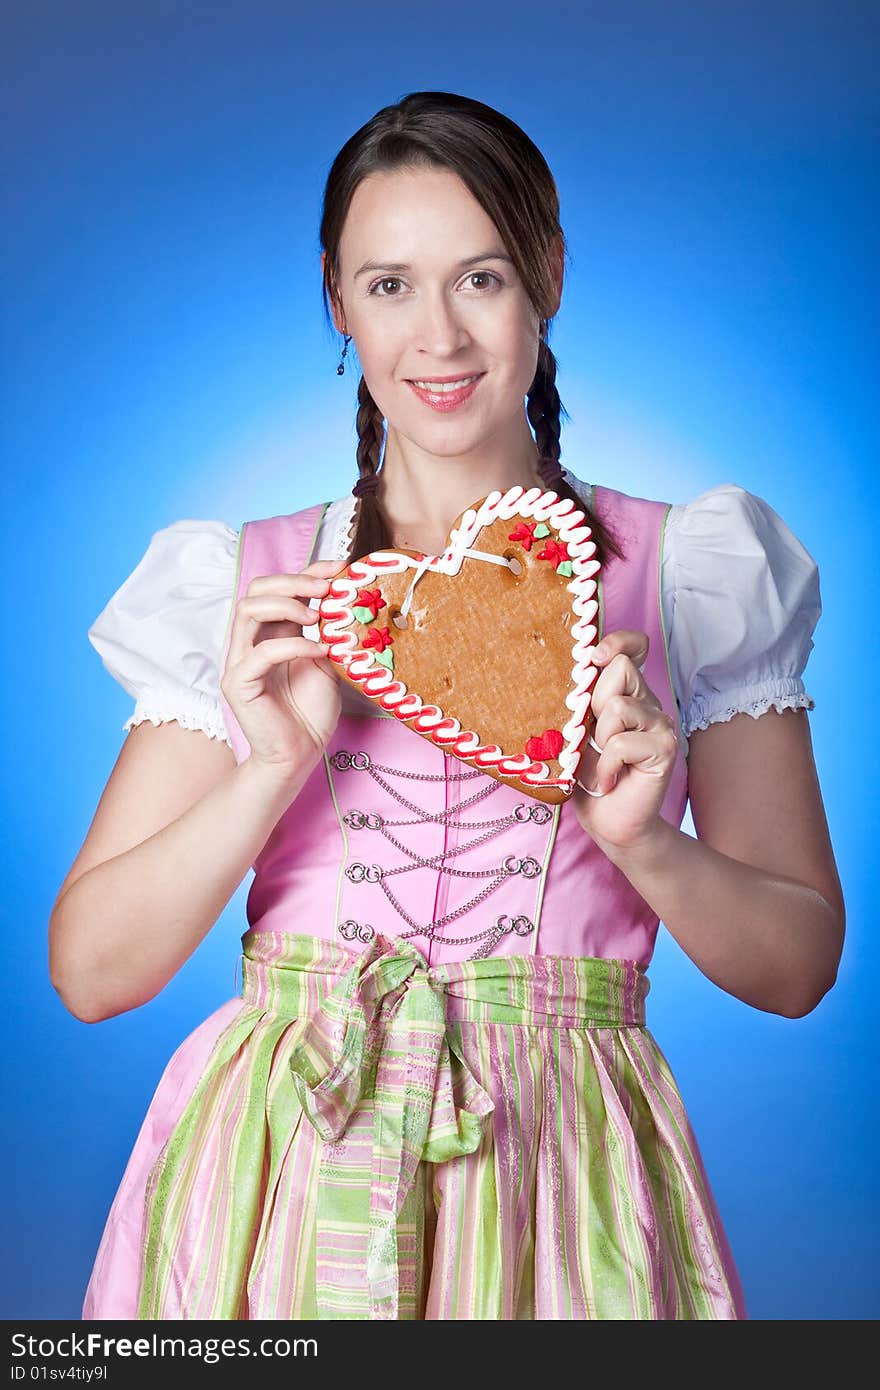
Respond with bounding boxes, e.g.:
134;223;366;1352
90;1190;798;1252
50;756;315;1023
600;819;842;1018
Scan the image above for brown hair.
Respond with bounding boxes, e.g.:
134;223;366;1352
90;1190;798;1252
319;90;624;567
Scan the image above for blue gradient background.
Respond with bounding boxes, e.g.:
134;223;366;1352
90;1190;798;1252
2;1;876;1319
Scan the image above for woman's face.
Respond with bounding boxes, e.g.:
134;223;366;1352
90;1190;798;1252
330;165;548;462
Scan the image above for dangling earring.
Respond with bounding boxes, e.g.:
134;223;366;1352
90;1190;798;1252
336;333;352;376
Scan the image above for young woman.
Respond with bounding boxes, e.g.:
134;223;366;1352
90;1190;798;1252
51;91;844;1320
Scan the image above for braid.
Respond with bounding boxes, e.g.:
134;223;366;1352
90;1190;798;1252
527;334;563;481
355;374;385;485
348;375;394;561
526;335;624;567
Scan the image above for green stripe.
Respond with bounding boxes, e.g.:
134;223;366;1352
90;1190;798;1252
307;502;330;565
530;802;561;955
657;501;684;747
220;521;246;657
591;482;605;644
134;936;742;1320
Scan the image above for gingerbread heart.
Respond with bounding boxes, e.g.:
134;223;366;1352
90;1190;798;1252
317;485;602;804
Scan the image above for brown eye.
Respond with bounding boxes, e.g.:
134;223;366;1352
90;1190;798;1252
465;271;501;291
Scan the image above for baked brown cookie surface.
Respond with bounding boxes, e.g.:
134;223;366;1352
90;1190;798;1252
318;485;602;804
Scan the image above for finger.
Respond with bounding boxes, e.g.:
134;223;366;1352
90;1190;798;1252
227;595;322;668
593;629;650;670
224;635;332;688
238;594;322;628
590;654;662;727
594;727;679;789
246;568;342;596
593;694;670;751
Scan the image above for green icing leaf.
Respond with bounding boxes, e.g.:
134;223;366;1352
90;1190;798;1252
352;605;375;624
533;522;551;538
557;560;574;577
374;649;394;671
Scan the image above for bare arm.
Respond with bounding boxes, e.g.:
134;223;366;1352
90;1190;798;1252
52;558;344;1024
599;707;845;1018
49;720;314;1024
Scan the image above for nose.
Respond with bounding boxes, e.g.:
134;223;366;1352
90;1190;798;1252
414;287;472;358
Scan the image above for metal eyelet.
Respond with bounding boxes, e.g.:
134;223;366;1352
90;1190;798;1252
512;915;535;935
365;812;383;830
346;863;367;882
331;751;352;770
513;804;531;823
503;855;522;875
351;751;371;770
339;919;375;943
364;864;382;883
520;857;541;879
343;810;366;829
530;804;553;824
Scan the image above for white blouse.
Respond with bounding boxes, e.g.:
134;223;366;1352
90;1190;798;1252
86;474;821;752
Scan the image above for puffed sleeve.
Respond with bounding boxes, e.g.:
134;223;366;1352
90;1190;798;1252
87;519;240;746
661;484;821;741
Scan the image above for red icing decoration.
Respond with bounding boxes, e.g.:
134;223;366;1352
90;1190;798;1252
525;729;565;760
507;521;537;551
355;586;386;618
362;625;393;653
536;539;571;570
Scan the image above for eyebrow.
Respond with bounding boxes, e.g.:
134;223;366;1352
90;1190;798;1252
354;249;514;280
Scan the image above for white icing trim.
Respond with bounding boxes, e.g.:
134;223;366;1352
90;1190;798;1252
318;485;601;794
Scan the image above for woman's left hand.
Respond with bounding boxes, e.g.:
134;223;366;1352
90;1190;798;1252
573;629;680;856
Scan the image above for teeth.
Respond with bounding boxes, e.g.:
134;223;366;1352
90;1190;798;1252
411;375;479;392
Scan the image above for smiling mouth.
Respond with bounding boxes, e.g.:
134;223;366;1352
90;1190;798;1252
407;374;484;392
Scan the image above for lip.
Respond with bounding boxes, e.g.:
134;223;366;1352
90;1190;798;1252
407;373;484;384
406;373;485;412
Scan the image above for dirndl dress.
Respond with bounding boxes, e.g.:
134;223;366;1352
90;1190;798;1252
81;483;748;1320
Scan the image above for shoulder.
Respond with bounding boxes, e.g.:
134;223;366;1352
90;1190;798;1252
89;518;239;630
87;519;241;744
657;483;821;740
239;494;357;564
663;481;818;562
562;470;671;539
661;481;821;628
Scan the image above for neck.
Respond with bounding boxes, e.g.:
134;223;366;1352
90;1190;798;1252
375;419;552;553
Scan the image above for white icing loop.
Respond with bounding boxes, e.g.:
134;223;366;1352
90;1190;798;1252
400;544;519;619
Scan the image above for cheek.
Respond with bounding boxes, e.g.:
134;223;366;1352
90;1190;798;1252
354;322;400;377
500;330;541;398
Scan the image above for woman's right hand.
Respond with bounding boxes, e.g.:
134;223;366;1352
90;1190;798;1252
220;559;347;782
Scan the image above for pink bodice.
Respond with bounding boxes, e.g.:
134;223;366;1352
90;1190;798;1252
217;484;689;968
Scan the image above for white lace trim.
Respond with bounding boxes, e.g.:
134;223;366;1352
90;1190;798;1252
338;493;358;561
122;699;232;747
682;679;815;739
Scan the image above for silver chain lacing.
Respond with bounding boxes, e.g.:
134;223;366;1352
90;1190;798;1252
329;749;547;958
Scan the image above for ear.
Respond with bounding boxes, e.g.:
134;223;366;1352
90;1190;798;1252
321;251;348;335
